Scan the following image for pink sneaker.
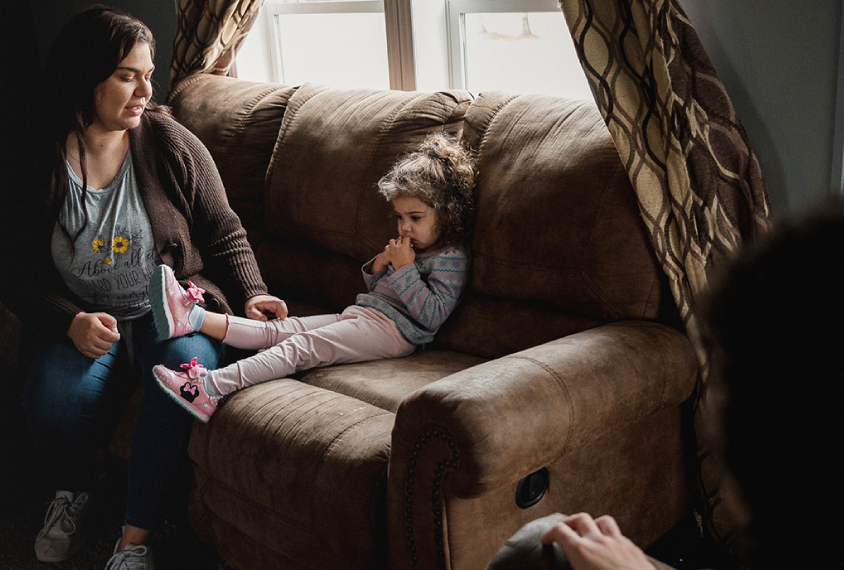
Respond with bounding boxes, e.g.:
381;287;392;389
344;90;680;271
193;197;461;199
150;264;205;340
153;358;221;423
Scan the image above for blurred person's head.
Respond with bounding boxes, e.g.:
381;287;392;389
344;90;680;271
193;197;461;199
702;197;844;569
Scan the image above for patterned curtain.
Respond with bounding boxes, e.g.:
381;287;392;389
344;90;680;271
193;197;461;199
169;0;265;92
559;0;772;550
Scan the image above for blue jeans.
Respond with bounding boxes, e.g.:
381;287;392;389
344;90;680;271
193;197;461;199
23;311;224;531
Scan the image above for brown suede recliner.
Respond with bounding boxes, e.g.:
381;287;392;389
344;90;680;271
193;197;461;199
167;74;698;570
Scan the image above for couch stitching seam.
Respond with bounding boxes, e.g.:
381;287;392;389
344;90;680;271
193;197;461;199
220;85;291;159
266;83;330;195
474;93;521;158
356;92;429;252
402;424;459;570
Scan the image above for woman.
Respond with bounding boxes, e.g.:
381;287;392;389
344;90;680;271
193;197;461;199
12;6;285;568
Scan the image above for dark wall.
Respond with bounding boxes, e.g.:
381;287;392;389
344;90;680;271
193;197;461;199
27;0;177;104
682;0;844;215
1;0;43;273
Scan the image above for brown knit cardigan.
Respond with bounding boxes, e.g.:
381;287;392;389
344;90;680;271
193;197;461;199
13;110;268;342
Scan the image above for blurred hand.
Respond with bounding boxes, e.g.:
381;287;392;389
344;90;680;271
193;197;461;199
245;295;288;321
67;312;120;359
541;513;652;570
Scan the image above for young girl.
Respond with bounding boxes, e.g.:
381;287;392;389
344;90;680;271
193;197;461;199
150;133;476;422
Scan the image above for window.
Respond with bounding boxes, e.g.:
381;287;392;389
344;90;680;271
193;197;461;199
270;1;390;89
445;0;592;98
235;0;593;99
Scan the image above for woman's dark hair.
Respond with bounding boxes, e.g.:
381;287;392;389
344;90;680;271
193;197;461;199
42;5;157;252
378;132;477;247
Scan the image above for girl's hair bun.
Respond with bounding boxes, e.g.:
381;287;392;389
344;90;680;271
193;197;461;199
378;132;477;245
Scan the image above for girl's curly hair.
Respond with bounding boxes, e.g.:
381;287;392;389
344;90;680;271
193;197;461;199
378;132;476;246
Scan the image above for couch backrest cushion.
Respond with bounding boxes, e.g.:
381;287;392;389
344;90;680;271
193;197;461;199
169;75;298;240
462;92;664;321
171;77;672;358
264;83;473;263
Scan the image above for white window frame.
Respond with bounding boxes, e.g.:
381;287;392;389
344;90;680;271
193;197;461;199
446;0;563;91
262;0;416;90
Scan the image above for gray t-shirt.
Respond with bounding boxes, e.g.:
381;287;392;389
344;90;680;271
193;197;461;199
51;152;161;320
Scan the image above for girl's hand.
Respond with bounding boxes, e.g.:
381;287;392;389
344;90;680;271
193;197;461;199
67;312;120;359
387;237;415;270
245;295;288;321
540;513;652;570
372;248;391;273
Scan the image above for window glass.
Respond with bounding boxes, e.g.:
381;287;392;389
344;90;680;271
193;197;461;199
461;12;592;99
235;4;272;83
411;0;450;92
274;11;390;89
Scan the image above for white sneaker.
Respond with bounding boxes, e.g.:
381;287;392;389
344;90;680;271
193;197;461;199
34;492;91;562
105;541;156;570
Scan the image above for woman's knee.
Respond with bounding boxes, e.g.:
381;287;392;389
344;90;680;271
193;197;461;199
23;341;118;436
137;333;224;392
161;336;223;371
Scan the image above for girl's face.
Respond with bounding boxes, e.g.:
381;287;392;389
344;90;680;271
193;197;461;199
91;41;154;133
393;196;441;253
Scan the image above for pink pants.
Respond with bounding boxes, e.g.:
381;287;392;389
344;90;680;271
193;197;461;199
209;305;415;396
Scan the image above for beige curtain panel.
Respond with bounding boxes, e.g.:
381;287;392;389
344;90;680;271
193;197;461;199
559;0;773;552
169;0;265;92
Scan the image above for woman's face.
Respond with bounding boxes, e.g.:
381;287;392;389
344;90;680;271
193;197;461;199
91;41;154;133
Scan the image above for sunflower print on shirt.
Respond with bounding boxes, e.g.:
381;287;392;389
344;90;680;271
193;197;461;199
90;226;138;262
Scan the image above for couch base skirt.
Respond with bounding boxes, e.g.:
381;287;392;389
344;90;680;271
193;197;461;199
188;379;396;570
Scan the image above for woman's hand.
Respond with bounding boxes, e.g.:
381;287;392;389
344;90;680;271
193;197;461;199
67;312;120;359
245;295;288;321
540;513;652;570
385;237;415;270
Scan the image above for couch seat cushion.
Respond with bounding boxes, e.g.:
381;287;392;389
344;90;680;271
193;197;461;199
297;349;486;412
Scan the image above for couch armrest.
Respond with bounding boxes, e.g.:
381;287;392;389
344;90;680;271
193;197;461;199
387;321;697;570
391;320;698;498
